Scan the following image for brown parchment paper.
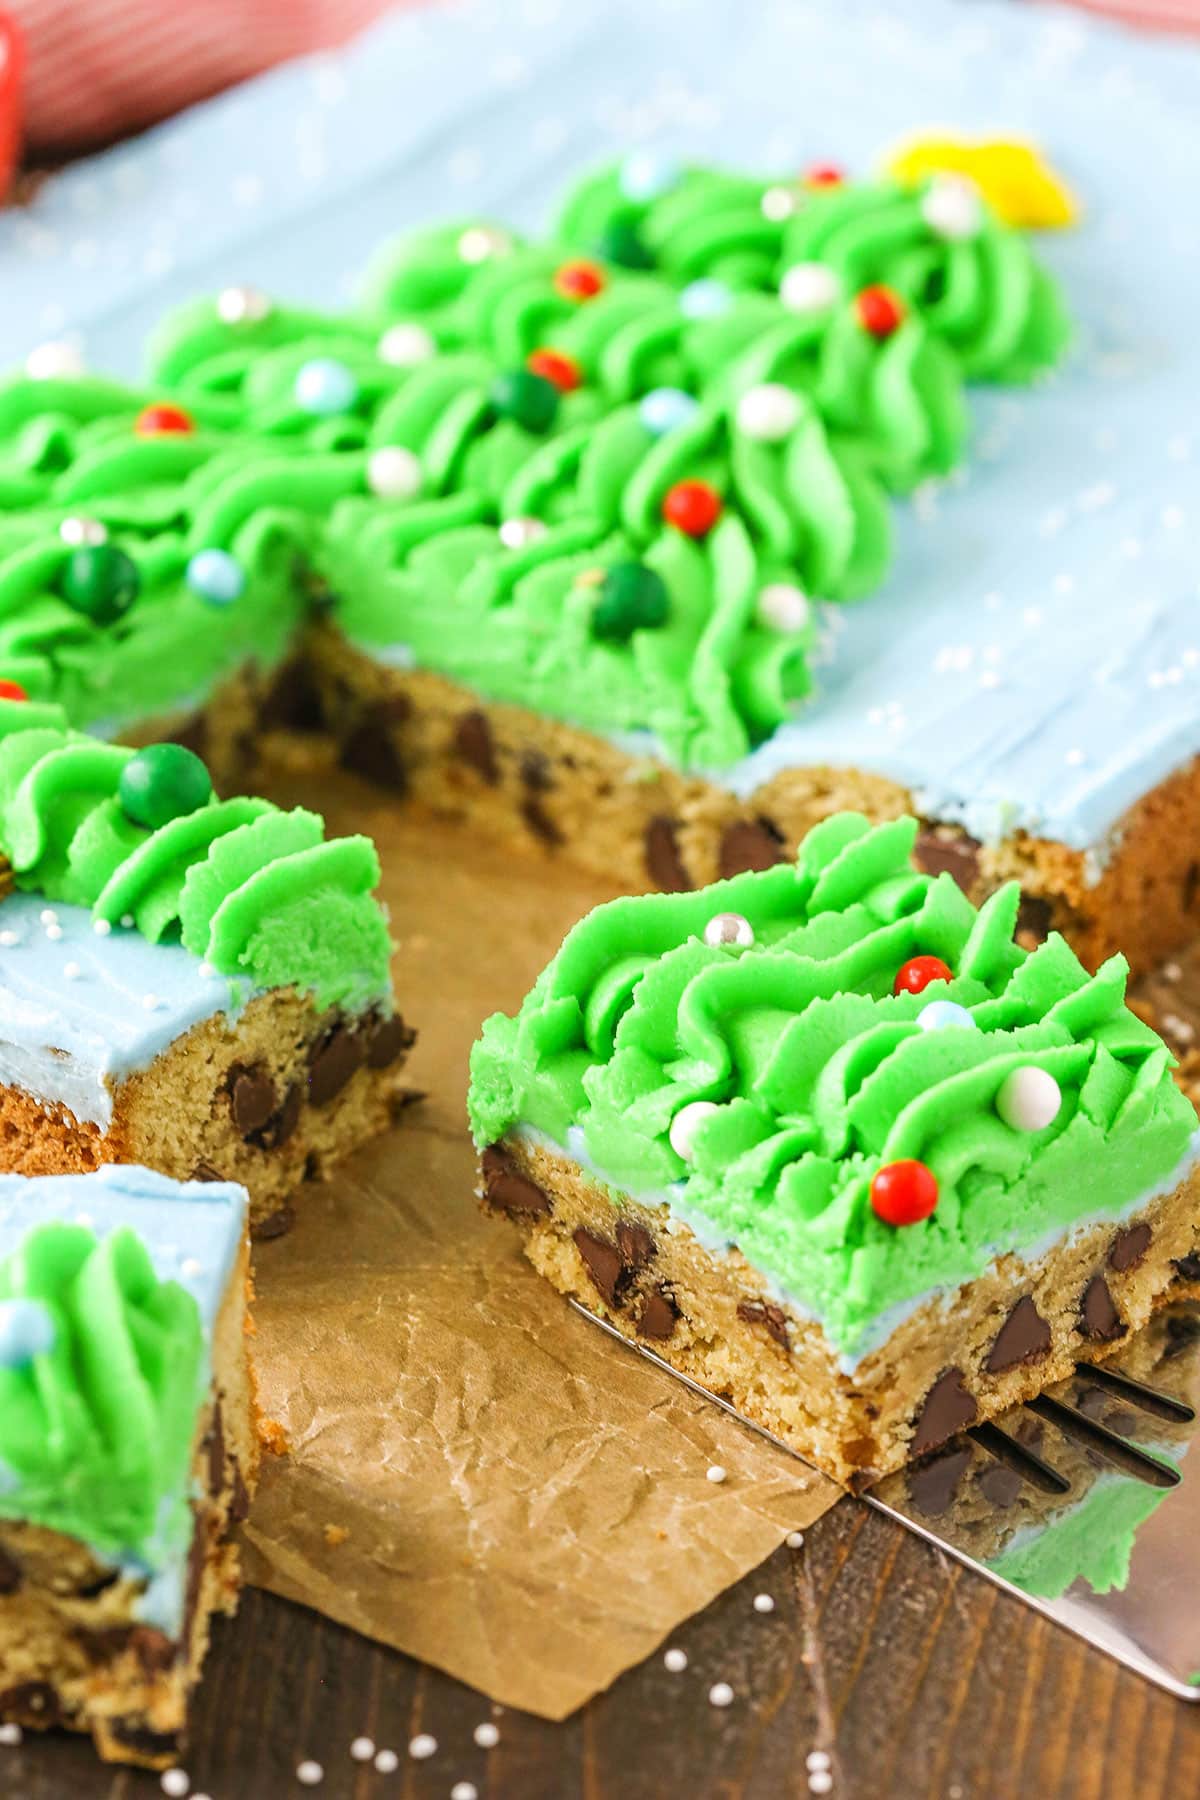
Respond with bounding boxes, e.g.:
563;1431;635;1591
237;772;837;1720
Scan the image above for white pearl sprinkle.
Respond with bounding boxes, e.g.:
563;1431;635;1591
92;917;112;936
664;1647;688;1672
809;1772;834;1795
452;1784;480;1800
753;1593;775;1613
142;992;162;1011
498;515;548;550
996;1066;1062;1133
39;908;57;926
458;224;511;264
473;1722;500;1749
779;261;841;315
45;923;63;941
786;1531;805;1549
807;1750;832;1771
121;913;135;928
409;1734;437;1760
367;445;423;501
706;1463;727;1484
703;911;755;949
198;961;216;979
59;514;108;547
761;183;799;221
378;321;437;367
1162;504;1185;530
26;339;85;380
0;1723;22;1745
708;1682;735;1708
160;1773;189;1798
63;961;82;980
216;284;271;325
296;1760;324;1786
373;1748;399;1773
920;173;983;240
181;1257;202;1278
736;382;801;443
668;1098;721;1162
756;581;811;633
349;1736;375;1762
0;930;19;947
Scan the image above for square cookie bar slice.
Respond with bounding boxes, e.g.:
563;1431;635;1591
0;1164;256;1767
470;812;1200;1487
0;700;413;1235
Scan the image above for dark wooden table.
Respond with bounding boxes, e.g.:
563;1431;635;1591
13;1495;1200;1800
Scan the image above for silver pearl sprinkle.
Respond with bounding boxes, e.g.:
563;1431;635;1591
703;911;755;949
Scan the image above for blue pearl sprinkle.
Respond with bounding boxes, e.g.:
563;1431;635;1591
918;1000;978;1033
619;149;683;203
294;357;359;416
186;548;245;606
679;278;734;320
0;1297;57;1369
638;388;701;437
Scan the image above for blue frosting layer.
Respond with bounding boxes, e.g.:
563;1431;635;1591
0;892;239;1127
0;1164;247;1631
0;0;1196;855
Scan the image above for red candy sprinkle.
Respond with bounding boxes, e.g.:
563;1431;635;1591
662;479;722;538
894;955;953;997
554;259;606;301
134;403;195;436
855;285;907;339
527;348;582;393
871;1160;939;1227
0;679;28;702
804;163;845;188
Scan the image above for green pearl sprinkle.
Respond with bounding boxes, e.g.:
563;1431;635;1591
118;743;213;830
489;368;560;434
590;561;670;642
58;544;140;626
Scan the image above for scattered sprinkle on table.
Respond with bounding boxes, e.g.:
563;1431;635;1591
786;1531;805;1549
753;1593;775;1613
664;1647;688;1672
409;1733;437;1760
809;1773;834;1795
706;1464;727;1484
296;1761;324;1787
350;1736;375;1761
451;1785;479;1800
0;1724;22;1745
374;1748;399;1773
161;1772;189;1798
708;1682;735;1708
473;1721;500;1748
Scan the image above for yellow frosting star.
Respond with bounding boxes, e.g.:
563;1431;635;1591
883;133;1078;229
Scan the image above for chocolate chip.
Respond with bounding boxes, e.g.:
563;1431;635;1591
308;1023;367;1106
253;1203;295;1241
643;815;693;893
107;1720;182;1760
259;656;327;733
1080;1274;1125;1342
1185;860;1199;915
250;1081;302;1150
73;1625;177;1673
976;1463;1022;1508
339;700;409;792
913;828;982;893
228;1064;279;1136
206;1401;226;1498
190;1160;224;1183
480;1145;552;1218
908;1444;971;1515
366;1012;416;1070
0;1682;61;1725
453;709;500;784
230;1457;252;1525
520;795;563;846
616;1219;656;1272
166;712;208;761
718;817;787;880
1109;1222;1152;1274
1075;1386;1108;1420
737;1298;790;1351
0;1544;20;1594
985;1296;1051;1374
1016;892;1053;945
911;1367;978;1457
636;1288;679;1340
519;750;554;792
1173;1253;1200;1283
573;1228;625;1306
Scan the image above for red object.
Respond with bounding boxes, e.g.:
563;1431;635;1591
0;677;27;701
804;163;845;188
662;479;722;538
894;955;953;997
554;259;605;302
527;348;582;393
135;403;195;436
870;1159;939;1228
0;12;23;201
855;285;907;339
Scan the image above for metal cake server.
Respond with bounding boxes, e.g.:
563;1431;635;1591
572;1300;1200;1697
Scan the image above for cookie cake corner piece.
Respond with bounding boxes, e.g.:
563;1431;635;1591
468;811;1200;1488
0;696;414;1234
0;1163;256;1768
